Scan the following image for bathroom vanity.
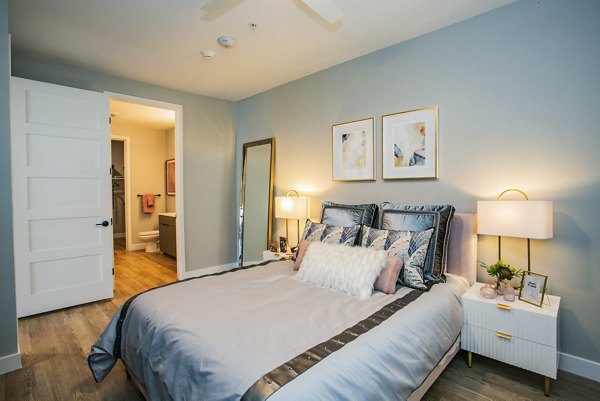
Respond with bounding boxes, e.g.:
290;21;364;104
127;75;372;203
159;213;177;258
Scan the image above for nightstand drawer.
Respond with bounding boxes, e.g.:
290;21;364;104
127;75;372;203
463;296;558;347
462;325;558;378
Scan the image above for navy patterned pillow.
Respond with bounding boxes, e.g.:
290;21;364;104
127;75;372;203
300;220;361;246
361;227;434;290
377;203;455;282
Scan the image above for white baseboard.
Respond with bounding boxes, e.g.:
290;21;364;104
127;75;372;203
559;352;600;382
180;262;238;280
242;259;262;266
0;352;21;375
128;243;145;251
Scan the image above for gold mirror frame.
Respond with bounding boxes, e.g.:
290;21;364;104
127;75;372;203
238;138;275;267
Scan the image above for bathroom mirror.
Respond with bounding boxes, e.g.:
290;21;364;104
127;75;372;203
239;138;275;266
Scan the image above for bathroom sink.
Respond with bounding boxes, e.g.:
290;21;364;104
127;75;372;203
158;212;176;218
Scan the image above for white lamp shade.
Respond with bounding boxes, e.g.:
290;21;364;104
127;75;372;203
477;200;553;239
275;196;309;220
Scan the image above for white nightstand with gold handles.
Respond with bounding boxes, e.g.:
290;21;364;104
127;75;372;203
461;282;560;396
262;250;293;261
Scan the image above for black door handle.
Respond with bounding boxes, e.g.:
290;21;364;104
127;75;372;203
96;221;109;227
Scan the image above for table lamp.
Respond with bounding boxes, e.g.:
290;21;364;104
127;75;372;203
274;190;310;252
477;189;553;272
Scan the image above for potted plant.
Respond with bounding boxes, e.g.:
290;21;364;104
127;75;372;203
480;259;522;294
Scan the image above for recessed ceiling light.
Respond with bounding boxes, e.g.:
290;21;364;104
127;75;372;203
217;35;236;48
200;49;215;59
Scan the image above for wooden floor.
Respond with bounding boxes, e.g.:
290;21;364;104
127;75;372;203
424;353;600;401
0;239;176;401
1;242;599;400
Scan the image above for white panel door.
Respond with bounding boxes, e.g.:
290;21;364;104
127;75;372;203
10;77;113;317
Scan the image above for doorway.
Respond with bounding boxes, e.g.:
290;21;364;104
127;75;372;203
107;92;185;279
110;137;128;251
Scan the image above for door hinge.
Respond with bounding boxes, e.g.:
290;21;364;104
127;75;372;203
109;116;112;125
109;167;112;176
112;268;115;275
111;218;113;225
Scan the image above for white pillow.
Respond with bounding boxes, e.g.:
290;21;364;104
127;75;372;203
295;242;387;299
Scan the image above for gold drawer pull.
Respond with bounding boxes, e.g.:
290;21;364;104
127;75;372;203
496;332;512;340
496;303;512;311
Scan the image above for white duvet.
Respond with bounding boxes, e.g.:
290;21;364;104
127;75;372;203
89;260;469;401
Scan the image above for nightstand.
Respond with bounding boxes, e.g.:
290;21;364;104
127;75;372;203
461;282;560;396
262;250;293;261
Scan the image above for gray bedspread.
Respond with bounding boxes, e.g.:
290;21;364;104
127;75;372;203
89;260;469;401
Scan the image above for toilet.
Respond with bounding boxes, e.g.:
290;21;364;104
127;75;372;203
138;230;160;253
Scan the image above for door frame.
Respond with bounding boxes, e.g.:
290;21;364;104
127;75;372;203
106;92;185;279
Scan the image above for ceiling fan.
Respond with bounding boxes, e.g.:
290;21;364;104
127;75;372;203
201;0;343;24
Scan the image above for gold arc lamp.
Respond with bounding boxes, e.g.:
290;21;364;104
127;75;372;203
274;190;310;252
477;189;553;272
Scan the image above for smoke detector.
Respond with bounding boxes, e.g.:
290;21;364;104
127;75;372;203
200;49;215;59
217;35;236;48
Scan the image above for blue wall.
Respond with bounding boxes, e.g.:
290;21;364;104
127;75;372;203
11;51;238;272
0;0;20;372
236;0;600;372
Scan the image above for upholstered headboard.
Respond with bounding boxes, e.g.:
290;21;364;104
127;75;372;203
446;213;477;285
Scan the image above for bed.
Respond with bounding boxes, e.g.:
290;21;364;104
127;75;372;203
89;204;476;401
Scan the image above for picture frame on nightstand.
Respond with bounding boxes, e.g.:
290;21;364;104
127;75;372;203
269;240;278;252
519;271;548;307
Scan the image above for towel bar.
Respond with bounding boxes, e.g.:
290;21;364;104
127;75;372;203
137;194;161;197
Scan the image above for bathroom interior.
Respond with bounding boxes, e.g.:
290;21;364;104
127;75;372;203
110;99;177;258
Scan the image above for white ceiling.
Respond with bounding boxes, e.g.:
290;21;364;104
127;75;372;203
110;100;176;130
8;0;514;102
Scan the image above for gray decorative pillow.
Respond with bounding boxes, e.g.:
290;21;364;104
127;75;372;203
321;201;378;227
377;203;455;282
361;227;434;290
300;220;361;246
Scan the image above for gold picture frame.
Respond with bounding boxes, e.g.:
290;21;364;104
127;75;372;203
165;159;175;195
382;106;438;180
518;271;548;307
332;117;375;181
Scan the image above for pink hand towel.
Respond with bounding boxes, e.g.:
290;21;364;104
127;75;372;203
142;194;155;214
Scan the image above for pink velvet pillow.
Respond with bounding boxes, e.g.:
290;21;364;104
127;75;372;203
374;257;403;294
294;240;312;271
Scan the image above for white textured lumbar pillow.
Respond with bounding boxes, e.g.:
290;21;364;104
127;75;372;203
295;241;387;299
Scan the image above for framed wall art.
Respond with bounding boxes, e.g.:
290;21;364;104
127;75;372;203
382;106;438;180
519;271;548;307
332;118;375;181
166;159;175;195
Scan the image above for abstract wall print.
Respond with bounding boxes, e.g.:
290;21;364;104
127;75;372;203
382;106;438;180
332;118;375;181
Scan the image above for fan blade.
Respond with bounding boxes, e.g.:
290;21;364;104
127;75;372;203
301;0;343;24
201;0;245;21
201;0;230;13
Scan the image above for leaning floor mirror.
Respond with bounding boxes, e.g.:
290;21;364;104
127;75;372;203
239;138;275;266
